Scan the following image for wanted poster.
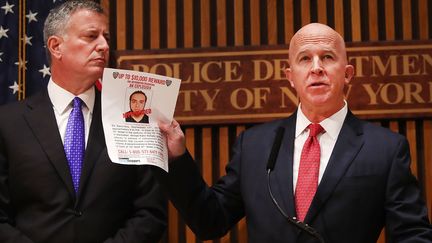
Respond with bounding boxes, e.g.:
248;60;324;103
101;68;181;171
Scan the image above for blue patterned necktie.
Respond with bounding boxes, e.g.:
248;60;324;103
64;97;85;194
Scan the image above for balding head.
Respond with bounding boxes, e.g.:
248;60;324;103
284;23;354;122
289;23;347;65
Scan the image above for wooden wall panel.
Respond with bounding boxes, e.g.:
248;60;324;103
234;0;244;45
317;0;327;24
407;121;419;177
250;0;260;45
133;0;143;49
385;0;395;40
218;126;231;243
183;0;194;48
419;0;429;39
334;0;344;37
301;0;311;26
402;0;412;39
201;0;210;47
107;1;432;242
184;128;195;243
217;0;227;46
284;0;294;43
167;0;176;48
201;127;213;243
150;0;160;48
267;0;277;44
351;0;361;41
368;0;379;40
115;0;126;50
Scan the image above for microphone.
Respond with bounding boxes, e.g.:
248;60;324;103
266;127;326;243
266;126;285;171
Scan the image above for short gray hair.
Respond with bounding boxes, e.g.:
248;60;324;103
43;0;105;63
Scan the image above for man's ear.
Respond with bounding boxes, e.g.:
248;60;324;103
285;68;295;88
344;64;355;84
46;36;63;60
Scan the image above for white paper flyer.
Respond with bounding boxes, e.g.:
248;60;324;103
101;68;181;171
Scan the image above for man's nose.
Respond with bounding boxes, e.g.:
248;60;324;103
96;35;109;52
311;57;323;75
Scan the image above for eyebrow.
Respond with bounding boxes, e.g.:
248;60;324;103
296;48;335;56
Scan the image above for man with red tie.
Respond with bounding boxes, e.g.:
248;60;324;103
157;23;432;243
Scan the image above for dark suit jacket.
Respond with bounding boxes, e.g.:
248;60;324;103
0;89;167;243
156;111;432;243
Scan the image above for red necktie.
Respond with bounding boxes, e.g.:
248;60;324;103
295;123;324;221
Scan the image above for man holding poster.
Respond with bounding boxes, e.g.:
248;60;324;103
157;23;432;243
0;1;166;242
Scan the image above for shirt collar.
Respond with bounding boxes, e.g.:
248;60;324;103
295;101;348;139
47;78;95;115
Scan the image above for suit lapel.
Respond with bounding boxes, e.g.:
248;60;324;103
77;91;105;201
305;111;365;223
272;113;297;218
23;90;76;198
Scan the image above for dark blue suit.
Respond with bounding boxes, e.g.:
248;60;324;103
156;111;432;243
0;89;167;243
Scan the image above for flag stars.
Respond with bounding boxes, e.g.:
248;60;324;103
23;35;33;46
39;64;51;78
26;11;38;23
0;26;9;39
0;52;3;62
15;58;28;70
9;81;20;94
1;2;14;15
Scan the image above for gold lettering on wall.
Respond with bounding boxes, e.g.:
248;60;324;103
115;42;432;124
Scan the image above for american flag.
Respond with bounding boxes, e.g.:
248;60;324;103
0;0;64;105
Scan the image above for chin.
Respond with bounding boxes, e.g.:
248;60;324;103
307;94;331;105
87;68;104;79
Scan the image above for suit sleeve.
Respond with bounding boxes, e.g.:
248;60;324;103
103;166;168;243
384;137;432;242
0;133;34;243
153;134;246;240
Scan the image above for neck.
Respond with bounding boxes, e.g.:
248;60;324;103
300;101;344;123
51;67;96;95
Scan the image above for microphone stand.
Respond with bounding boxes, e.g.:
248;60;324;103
267;169;326;243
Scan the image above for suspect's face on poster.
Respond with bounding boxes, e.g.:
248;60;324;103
130;92;147;113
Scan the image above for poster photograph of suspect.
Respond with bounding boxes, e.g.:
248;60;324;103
123;90;152;123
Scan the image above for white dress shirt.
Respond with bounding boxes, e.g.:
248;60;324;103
292;102;348;191
47;79;95;147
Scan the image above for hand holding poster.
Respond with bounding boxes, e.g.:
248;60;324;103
101;68;181;171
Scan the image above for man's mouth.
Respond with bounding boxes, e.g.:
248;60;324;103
92;57;106;64
309;82;327;87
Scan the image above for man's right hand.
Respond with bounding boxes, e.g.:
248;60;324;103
159;119;186;161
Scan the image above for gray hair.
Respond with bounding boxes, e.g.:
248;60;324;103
43;0;105;63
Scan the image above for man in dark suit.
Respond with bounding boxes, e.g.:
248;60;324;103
157;23;432;242
0;1;166;243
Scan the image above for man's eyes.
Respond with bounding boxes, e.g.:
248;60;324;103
299;56;310;61
298;55;333;62
82;33;109;41
323;54;334;60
